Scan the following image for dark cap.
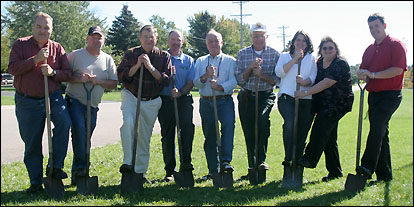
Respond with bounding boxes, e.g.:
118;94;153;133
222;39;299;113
88;26;104;36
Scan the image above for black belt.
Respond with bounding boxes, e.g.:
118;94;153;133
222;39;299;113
141;95;159;101
15;90;44;100
200;95;231;100
242;88;273;96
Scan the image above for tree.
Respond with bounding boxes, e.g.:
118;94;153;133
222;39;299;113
106;5;142;56
149;15;176;51
1;29;11;73
187;11;216;58
215;16;252;58
3;1;104;54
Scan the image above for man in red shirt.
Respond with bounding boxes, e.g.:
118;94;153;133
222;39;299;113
356;13;407;185
8;12;72;193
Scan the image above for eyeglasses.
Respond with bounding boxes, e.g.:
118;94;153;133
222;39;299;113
322;46;334;51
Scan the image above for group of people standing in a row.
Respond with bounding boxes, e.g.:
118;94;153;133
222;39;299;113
8;12;407;194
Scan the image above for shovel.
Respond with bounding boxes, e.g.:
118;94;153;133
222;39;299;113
42;58;65;199
76;83;98;195
209;65;233;188
248;78;266;185
120;64;145;194
345;79;369;192
281;58;304;188
171;66;195;188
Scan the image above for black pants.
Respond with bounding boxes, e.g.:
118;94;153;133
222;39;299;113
158;95;195;176
302;112;343;176
237;90;276;168
361;90;402;180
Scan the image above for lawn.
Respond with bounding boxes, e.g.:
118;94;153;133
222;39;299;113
1;89;412;206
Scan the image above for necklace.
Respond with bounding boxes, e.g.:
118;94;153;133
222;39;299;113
207;55;223;78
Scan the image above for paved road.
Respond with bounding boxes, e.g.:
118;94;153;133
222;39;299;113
1;94;278;164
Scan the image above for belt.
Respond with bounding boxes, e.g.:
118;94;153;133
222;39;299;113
141;95;159;101
15;90;44;100
200;95;231;100
242;88;273;96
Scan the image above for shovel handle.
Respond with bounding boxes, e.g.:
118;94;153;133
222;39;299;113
131;65;144;169
211;65;222;165
291;58;302;165
254;78;259;168
83;83;95;175
43;59;54;175
356;78;369;167
172;66;184;164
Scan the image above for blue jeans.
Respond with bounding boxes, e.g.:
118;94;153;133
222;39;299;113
15;90;71;185
199;96;235;174
65;95;98;178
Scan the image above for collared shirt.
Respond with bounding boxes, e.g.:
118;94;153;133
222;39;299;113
193;52;237;96
160;49;195;96
66;48;118;108
8;36;71;97
235;45;280;91
360;35;407;92
275;52;317;99
117;46;171;98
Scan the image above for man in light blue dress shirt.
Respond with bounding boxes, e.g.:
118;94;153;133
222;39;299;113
193;29;237;180
158;30;195;182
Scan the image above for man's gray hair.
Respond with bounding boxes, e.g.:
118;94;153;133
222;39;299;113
33;12;53;26
168;29;184;40
206;29;222;41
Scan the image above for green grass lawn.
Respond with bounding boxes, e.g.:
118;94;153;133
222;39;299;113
1;90;412;206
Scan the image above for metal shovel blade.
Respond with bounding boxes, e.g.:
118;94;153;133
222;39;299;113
345;173;367;192
76;175;98;195
120;172;143;194
43;176;65;199
174;170;195;188
212;171;233;188
281;165;303;188
248;168;267;185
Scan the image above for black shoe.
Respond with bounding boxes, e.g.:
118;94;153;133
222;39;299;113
164;175;174;182
73;168;87;177
240;173;249;180
322;173;343;182
221;161;234;172
296;158;315;168
258;162;269;170
26;184;43;193
46;167;68;179
143;177;152;185
119;164;133;173
368;178;392;186
201;174;212;181
356;166;372;179
282;160;292;167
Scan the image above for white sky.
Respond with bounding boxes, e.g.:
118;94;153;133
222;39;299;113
2;1;413;66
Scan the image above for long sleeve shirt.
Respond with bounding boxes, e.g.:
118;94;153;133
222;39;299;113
193;52;237;96
117;46;171;98
8;36;71;97
235;45;280;91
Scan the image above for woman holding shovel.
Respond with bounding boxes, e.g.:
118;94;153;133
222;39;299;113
295;36;354;182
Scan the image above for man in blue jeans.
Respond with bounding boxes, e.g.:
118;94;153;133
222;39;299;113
8;12;72;193
65;26;118;185
193;29;237;180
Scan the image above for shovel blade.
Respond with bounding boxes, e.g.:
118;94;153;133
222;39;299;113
42;176;65;199
248;168;267;185
76;176;98;195
281;165;303;188
212;171;233;188
345;173;367;192
211;172;223;187
174;170;194;188
120;172;143;194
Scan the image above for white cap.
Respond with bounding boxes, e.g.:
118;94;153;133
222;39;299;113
251;22;267;32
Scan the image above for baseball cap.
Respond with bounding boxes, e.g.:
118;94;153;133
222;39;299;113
88;26;104;36
251;22;267;32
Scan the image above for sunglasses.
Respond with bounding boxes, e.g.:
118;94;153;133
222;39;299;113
322;46;334;51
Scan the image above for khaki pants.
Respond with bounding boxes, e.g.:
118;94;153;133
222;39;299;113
120;89;162;174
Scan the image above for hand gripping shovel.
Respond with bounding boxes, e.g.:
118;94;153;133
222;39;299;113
281;58;304;188
248;78;266;185
42;59;65;199
76;83;98;195
210;65;233;188
120;65;144;194
171;66;195;188
345;79;369;192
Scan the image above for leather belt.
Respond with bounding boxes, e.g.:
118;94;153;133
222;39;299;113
141;95;159;101
15;90;44;100
200;95;231;100
242;88;273;96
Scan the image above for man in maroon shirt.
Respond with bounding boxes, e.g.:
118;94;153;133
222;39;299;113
356;13;407;185
8;12;72;193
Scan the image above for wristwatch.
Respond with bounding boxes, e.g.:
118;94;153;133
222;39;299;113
151;67;156;73
52;70;57;77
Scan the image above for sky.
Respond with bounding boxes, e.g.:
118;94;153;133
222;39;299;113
2;1;413;66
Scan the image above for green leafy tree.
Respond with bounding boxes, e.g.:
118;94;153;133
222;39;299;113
150;15;176;51
215;16;252;58
187;11;216;58
1;29;11;73
106;5;142;56
3;1;104;54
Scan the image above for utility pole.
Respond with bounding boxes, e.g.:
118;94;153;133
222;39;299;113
231;1;251;49
277;25;291;51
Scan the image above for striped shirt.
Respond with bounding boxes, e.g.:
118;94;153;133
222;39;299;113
235;45;280;91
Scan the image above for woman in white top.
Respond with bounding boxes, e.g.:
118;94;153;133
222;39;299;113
274;30;317;167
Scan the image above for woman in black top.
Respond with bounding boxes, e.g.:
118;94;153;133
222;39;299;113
294;36;354;182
